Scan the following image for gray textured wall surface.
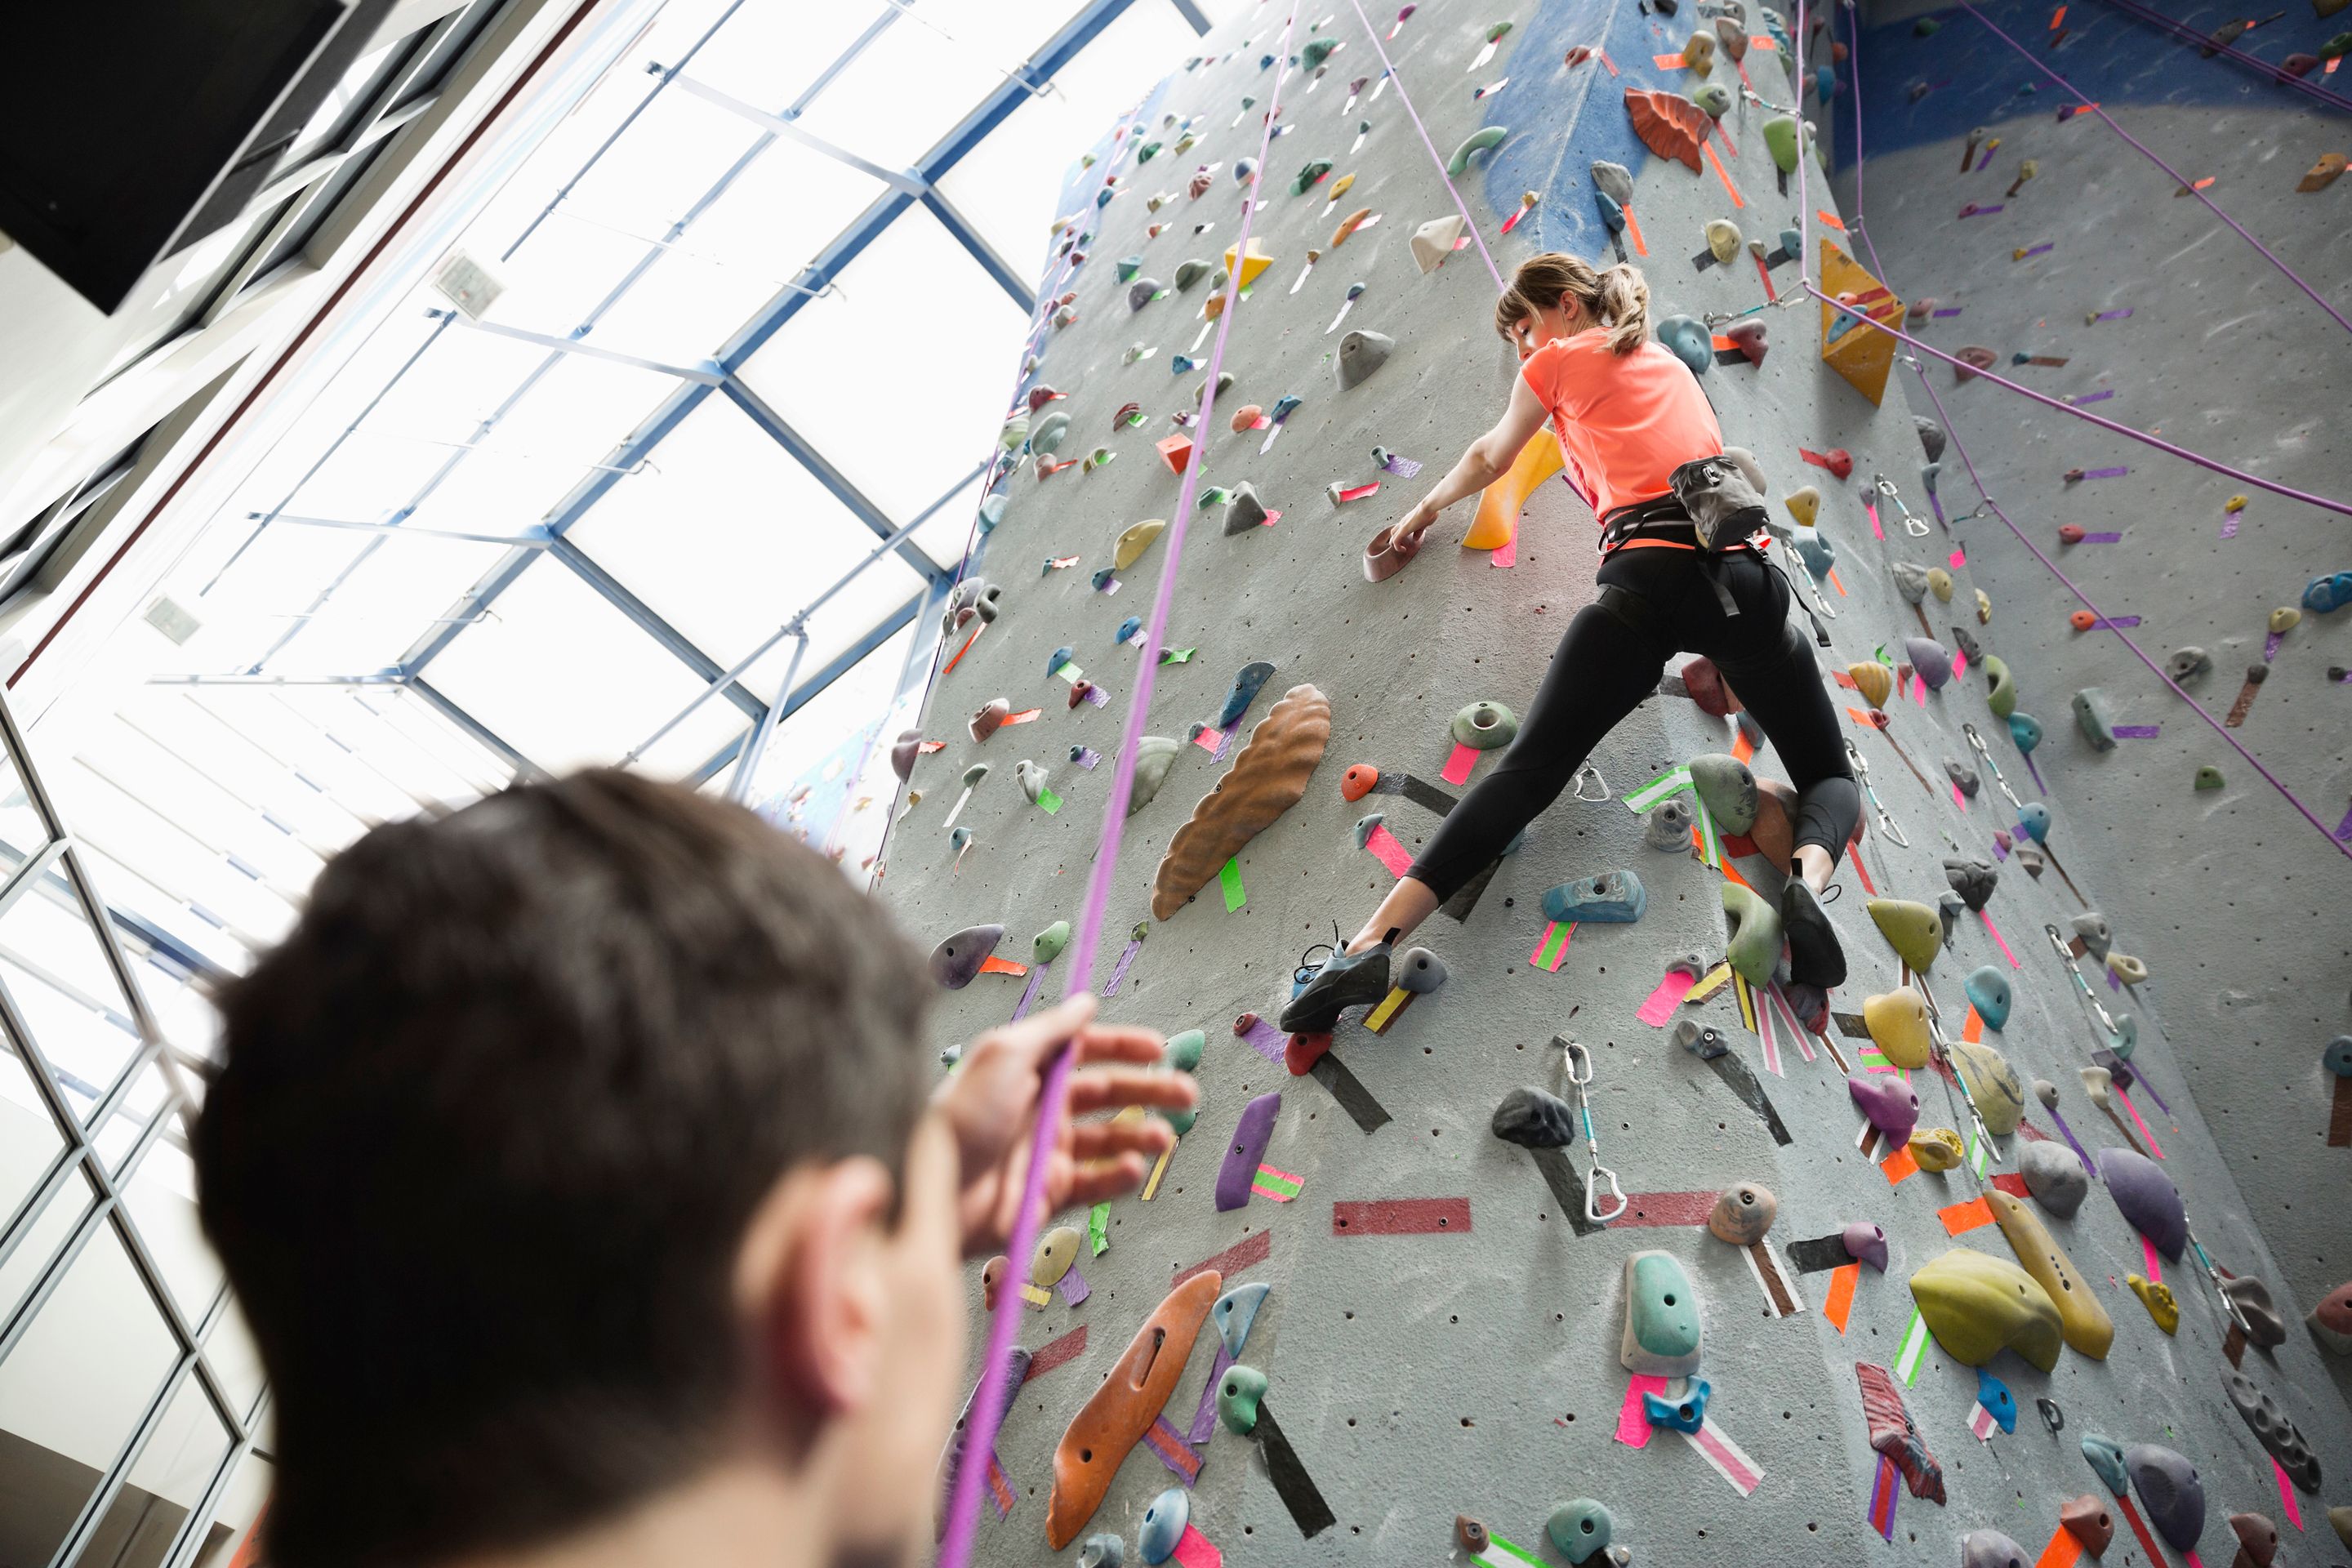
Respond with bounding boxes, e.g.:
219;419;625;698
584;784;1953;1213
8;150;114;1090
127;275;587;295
1826;0;2352;1407
880;3;2352;1563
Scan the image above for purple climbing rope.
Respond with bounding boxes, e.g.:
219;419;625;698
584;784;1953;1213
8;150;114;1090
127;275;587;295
1341;0;1508;292
2086;0;2350;111
1836;5;2352;866
1954;0;2352;342
932;8;1303;1565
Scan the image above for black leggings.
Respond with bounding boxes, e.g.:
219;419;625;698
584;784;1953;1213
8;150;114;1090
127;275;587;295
1408;546;1861;902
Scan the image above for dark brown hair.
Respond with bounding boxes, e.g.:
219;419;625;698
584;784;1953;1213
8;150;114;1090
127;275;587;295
194;769;933;1567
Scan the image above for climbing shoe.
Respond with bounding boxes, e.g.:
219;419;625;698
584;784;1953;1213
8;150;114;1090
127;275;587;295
1781;880;1846;989
1278;941;1392;1032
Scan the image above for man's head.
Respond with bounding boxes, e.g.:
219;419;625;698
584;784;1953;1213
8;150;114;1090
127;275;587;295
194;770;963;1566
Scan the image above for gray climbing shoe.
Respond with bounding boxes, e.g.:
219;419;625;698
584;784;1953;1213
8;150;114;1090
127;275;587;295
1279;941;1392;1032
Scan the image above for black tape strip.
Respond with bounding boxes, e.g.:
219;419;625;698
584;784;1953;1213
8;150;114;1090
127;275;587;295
1832;1010;1873;1040
1530;1148;1608;1236
1439;856;1503;921
1714;349;1747;368
1310;1053;1392;1133
1706;1053;1793;1145
1254;1403;1337;1539
1786;1233;1853;1274
1398;773;1458;817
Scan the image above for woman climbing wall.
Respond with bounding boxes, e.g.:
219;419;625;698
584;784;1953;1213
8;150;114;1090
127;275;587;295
1282;252;1863;1033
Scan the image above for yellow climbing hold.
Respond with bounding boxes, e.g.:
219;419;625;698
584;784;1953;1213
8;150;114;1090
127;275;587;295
1223;238;1275;289
1909;1247;2064;1372
1463;429;1566;550
1863;989;1931;1068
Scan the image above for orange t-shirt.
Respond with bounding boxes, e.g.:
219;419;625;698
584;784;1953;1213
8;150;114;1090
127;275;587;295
1520;332;1723;521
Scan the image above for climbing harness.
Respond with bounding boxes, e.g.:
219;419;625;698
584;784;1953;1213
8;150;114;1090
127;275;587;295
1846;736;1911;848
2042;922;2120;1036
1562;1039;1628;1223
1873;474;1931;537
1962;722;2026;813
1571;761;1612;802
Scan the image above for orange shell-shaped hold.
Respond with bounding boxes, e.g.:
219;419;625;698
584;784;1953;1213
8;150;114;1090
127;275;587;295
1342;762;1379;800
1045;1270;1223;1548
1330;207;1374;247
1624;87;1711;172
1231;403;1263;433
1151;685;1332;920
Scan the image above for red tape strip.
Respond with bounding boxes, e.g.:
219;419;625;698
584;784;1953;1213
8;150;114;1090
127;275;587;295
1331;1197;1471;1235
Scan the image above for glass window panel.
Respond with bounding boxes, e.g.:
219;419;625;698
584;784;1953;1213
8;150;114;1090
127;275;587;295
690;1;893;114
52;763;302;950
346;317;563;452
91;1062;169;1174
909;466;987;572
120;1120;222;1324
351;689;514;800
479;216;667;343
933;0;1203;271
741;622;920;848
189;692;420;825
203;1301;266;1427
730;555;928;707
0;1050;69;1259
251;536;511;684
287;690;484;808
70;844;256;982
566;394;924;670
638;708;750;786
71;723;327;897
118;694;371;857
737;207;1029;523
554;84;767;242
287;33;416;164
917;0;1094;70
0;880;145;1117
667;131;888;307
0;1225;180;1564
791;13;1009;170
0;740;57;858
421;555;749;773
191;1453;274;1568
101;1365;231;1556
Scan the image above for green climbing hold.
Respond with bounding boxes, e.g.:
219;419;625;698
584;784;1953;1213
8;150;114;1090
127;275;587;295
1688;752;1758;833
1116;255;1144;283
1448;126;1508;176
1909;1247;2065;1371
2194;764;2224;790
1868;897;1944;972
1693;81;1733;118
1163;1028;1206;1072
1619;1250;1702;1375
1763;114;1802;174
1722;880;1783;987
1302;35;1343;69
1983;655;2017;719
1291;158;1333;194
1035;920;1071;965
1217;1363;1268;1434
2071;687;2117;751
1453;701;1519;749
1546;1500;1615;1565
1174;258;1210;291
1914;14;1943;33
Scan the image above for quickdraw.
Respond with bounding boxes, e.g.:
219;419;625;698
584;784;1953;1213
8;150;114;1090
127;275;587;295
1962;722;2026;813
1572;761;1613;802
2042;922;2120;1036
1563;1039;1628;1223
1873;474;1932;537
1846;736;1911;848
1912;972;2002;1165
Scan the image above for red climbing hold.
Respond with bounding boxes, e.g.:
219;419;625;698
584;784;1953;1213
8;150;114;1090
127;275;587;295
1286;1031;1334;1076
1624;87;1712;173
1342;763;1381;801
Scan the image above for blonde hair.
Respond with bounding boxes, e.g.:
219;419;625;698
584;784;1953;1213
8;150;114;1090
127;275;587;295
1494;252;1652;355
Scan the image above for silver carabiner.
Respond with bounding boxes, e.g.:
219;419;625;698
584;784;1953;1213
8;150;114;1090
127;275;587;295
1572;761;1613;802
1561;1040;1628;1223
1845;737;1911;848
1874;474;1932;537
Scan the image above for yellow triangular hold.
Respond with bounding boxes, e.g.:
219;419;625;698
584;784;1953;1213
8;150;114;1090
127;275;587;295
1817;238;1904;407
1223;237;1275;288
1461;428;1566;549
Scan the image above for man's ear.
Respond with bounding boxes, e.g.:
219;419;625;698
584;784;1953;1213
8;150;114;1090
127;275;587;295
737;1156;898;1420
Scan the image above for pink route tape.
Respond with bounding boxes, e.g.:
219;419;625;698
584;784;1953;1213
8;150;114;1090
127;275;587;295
2116;1087;2163;1156
1171;1524;1223;1568
1979;910;2020;968
2274;1458;2305;1530
2141;1235;2164;1284
1865;499;1884;540
1490;537;1517;568
1637;969;1698;1025
1617;1374;1668;1446
1441;742;1480;785
1365;822;1415;876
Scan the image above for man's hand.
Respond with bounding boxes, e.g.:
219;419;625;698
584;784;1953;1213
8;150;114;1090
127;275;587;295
934;993;1197;1258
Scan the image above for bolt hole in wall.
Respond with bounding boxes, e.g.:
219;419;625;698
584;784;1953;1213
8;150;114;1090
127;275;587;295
899;0;2352;1562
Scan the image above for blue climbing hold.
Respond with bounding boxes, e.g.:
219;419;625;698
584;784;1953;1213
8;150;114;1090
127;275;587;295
1793;528;1837;581
2301;570;2352;613
1138;1489;1189;1564
2323;1035;2352;1077
978;492;1008;533
1963;965;2012;1031
1213;1281;1272;1357
2007;711;2043;754
1643;1376;1712;1433
2082;1434;2129;1496
1116;616;1143;644
1267;392;1303;423
1171;354;1199;373
1541;869;1647;923
1976;1368;2018;1433
1215;662;1276;728
2016;801;2051;843
1048;645;1076;679
1095;186;1116;208
1595;190;1627;234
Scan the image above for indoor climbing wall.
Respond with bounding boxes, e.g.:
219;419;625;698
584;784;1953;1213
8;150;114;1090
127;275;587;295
880;2;2352;1565
1826;0;2352;1414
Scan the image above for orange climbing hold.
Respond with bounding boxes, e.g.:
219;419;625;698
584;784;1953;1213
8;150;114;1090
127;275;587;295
1463;429;1567;549
1624;87;1712;172
1817;239;1904;407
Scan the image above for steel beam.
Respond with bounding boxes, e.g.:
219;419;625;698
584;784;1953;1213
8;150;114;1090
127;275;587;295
685;587;930;785
434;310;728;383
260;511;555;548
546;539;769;722
406;676;550;782
1169;0;1213;33
923;189;1036;310
718;379;946;583
669;75;928;194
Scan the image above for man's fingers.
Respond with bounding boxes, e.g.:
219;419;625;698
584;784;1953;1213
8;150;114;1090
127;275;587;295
969;992;1099;1070
1071;1022;1169;1066
1069;1117;1175;1164
1063;1153;1151;1208
1066;1067;1199;1116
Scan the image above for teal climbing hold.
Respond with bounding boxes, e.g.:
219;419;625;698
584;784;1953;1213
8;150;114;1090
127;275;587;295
1542;870;1647;923
2007;710;2042;754
1448;126;1508;176
2017;801;2051;843
2082;1434;2129;1496
1213;1281;1272;1356
1138;1489;1189;1564
1163;1028;1206;1071
1546;1500;1615;1565
1216;1364;1267;1434
1619;1250;1702;1376
1655;314;1712;376
2072;688;2118;751
1642;1376;1711;1433
1964;965;2012;1031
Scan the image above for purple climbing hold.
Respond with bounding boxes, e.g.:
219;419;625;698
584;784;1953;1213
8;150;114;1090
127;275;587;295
1844;1221;1889;1271
1905;637;1953;690
2126;1444;2205;1552
1849;1075;1920;1142
1215;1092;1282;1211
929;924;1005;989
2098;1147;2186;1261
